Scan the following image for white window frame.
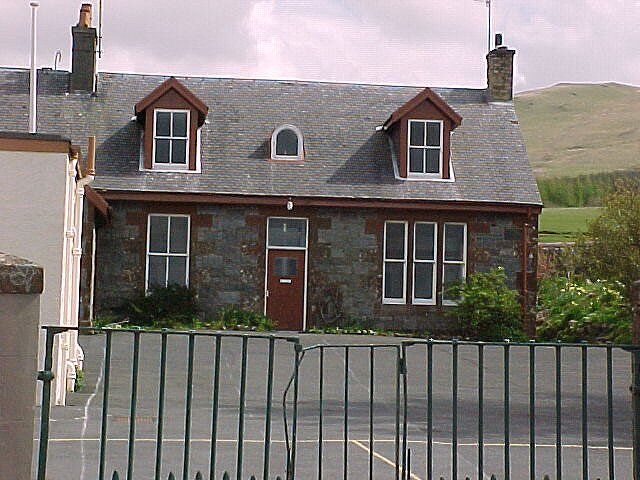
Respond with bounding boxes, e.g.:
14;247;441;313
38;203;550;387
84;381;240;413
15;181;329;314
412;222;438;305
271;124;304;161
407;119;443;178
266;216;309;250
382;221;408;305
152;109;190;170
263;216;309;330
145;214;191;291
442;222;467;306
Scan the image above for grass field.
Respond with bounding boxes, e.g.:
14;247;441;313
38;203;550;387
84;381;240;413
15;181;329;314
539;207;602;242
515;83;640;179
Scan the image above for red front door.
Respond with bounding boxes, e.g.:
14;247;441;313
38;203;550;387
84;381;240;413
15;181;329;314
266;249;306;330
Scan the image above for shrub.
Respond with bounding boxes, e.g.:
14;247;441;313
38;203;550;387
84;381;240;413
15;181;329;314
573;180;640;292
536;276;631;343
119;285;200;328
447;267;525;341
208;306;276;332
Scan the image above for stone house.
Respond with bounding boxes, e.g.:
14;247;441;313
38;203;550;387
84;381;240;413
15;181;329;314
0;5;541;333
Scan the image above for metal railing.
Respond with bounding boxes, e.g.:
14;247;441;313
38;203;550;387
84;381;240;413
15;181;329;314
36;326;300;480
36;326;640;479
400;339;640;480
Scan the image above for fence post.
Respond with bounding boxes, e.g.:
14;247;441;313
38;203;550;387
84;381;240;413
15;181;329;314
632;280;640;480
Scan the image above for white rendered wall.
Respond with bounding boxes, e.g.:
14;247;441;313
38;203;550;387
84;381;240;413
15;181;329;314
0;149;78;404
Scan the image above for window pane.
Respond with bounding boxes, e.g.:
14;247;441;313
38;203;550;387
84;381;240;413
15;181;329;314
155;139;170;163
414;263;434;300
426;122;441;147
149;216;168;253
384;262;404;299
409;121;425;146
156;112;171;136
173;112;188;137
426;149;440;173
168;257;187;286
275;257;298;276
148;256;166;288
268;218;307;248
409;148;424;173
276;129;299;156
171;139;187;164
444;224;465;261
414;223;435;260
384;222;405;260
443;264;465;300
169;217;189;254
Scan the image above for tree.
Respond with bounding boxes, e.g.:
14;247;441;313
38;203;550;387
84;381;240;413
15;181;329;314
575;180;640;290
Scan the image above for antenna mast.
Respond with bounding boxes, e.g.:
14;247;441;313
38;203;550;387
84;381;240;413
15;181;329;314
98;0;103;58
474;0;492;53
28;1;39;134
487;0;491;53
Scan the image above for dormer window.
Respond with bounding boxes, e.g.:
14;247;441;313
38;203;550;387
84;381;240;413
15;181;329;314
382;87;462;181
153;109;189;167
135;77;209;173
408;120;442;176
271;124;304;161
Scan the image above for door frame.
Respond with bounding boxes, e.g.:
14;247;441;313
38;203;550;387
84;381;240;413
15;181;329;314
263;216;309;331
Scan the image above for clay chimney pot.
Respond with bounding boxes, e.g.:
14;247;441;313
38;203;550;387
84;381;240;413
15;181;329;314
78;3;92;28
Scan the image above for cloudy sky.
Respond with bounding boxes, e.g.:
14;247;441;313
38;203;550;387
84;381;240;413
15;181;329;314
1;0;638;92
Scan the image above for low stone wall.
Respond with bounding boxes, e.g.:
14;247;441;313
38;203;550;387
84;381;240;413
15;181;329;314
0;253;43;480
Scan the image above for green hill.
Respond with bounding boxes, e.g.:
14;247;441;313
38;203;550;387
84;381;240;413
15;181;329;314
515;83;640;179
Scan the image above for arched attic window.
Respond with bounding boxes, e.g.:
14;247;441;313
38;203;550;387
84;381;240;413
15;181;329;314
271;124;304;161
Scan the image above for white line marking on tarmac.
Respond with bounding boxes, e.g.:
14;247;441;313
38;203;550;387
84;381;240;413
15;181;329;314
80;351;105;480
351;439;422;480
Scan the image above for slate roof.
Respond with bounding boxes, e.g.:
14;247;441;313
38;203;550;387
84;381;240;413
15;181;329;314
0;68;541;206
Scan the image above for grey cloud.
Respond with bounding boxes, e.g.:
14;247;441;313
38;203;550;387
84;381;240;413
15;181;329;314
0;0;637;91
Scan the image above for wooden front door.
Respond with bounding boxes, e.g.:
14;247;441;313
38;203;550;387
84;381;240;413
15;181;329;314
266;249;306;330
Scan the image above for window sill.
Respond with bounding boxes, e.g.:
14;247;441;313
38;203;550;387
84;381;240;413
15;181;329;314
404;173;454;182
412;299;437;306
140;166;201;174
382;299;406;305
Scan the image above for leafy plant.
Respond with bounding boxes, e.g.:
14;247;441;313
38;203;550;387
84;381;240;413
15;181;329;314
73;366;85;393
447;267;525;341
308;321;386;336
536;276;631;343
92;314;125;328
118;285;200;328
207;307;276;332
573;180;640;292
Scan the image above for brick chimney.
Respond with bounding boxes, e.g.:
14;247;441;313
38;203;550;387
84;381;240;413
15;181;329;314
486;33;515;102
70;3;97;92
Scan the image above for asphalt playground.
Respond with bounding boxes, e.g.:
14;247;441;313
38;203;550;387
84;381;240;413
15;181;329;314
37;332;634;479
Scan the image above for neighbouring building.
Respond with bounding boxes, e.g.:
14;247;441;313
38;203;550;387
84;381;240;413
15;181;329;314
0;132;107;405
0;4;541;334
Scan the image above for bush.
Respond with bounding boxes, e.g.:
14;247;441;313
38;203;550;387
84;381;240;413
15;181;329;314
537;276;631;343
119;285;200;328
208;306;276;332
573;180;640;291
447;268;525;341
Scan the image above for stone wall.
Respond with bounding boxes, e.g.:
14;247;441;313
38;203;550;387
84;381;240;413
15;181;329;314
93;201;536;333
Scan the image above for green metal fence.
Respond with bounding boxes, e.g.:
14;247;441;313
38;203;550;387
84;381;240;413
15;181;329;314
36;326;640;479
36;326;301;480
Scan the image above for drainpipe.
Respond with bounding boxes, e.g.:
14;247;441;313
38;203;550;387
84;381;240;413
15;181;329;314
67;136;95;391
522;209;533;336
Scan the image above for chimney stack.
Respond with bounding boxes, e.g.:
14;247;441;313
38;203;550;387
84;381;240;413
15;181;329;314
486;33;515;102
70;3;97;92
